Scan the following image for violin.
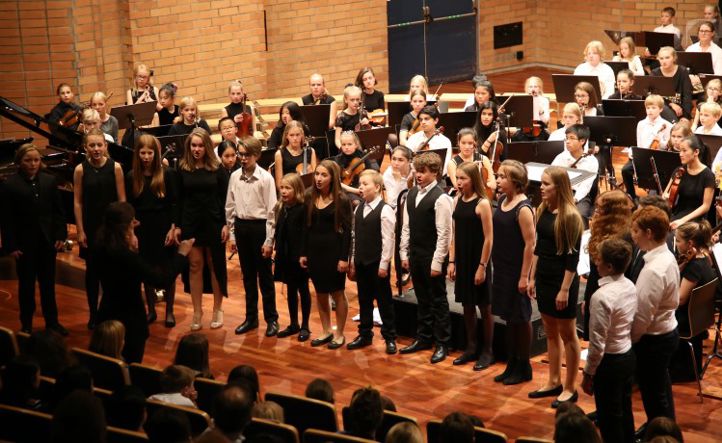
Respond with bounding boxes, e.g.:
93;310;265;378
418;127;445;151
666;166;686;208
236;94;253;138
409;117;421;136
58;108;82;128
649;124;667;150
479;157;496;201
341;145;382;186
487;124;504;173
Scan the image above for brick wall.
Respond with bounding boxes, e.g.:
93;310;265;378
0;0;716;143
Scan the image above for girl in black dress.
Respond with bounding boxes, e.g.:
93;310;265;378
473;102;507;161
267;101;306;150
273;120;317;188
300;160;353;349
126;134;179;327
167;97;212;137
334;85;370;148
95;202;192;363
528;166;584;408
217;140;240;180
126;63;158;106
448;128;496;193
272;173;312;341
47;83;81;128
666;136;714;229
73;129;126;329
355;67;385;115
175;128;230;331
464;79;495;113
491;160;536;385
399;91;427;146
220;80;254;132
652;47;693;121
448;162;494;370
151;83;180;128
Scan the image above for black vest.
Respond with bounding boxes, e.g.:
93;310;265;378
354;200;385;266
407;184;443;260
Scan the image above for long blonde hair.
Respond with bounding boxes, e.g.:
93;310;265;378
457;161;488;201
274;173;306;225
536;166;583;254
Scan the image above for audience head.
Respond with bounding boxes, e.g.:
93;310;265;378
97;201;137;252
637;194;671;216
89;319;126;360
174;333;212;378
385;421;423;443
644;416;684;443
554;411;601;443
107;385;147;431
144;407;192;443
305;378;335;404
440;412;475;443
228;364;260;402
380;394;397;412
51;364;93;410
160;365;197;400
348;387;384;440
212;385;253;439
251;400;284;423
52;390;107;443
0;355;40;408
554;402;585;419
24;329;74;378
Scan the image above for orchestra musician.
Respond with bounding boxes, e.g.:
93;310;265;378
473;101;507;161
573;41;615;99
653;7;681;50
273;120;317;188
126;63;158;106
334;85;369;149
150;83;180;127
525;76;550;126
90;92;119;143
703;4;722;43
691;79;722;131
664;136;714;230
551;124;599;224
612;37;645;77
651;47;693;122
167;97;212;137
267;101;307;151
548;103;585;148
217;117;242;149
464;80;496;113
447;128;496;193
686;22;722;75
405;105;453;173
573;82;604;117
666;122;692;152
693;102;722;135
220;80;255;133
399;90;427;146
408;74;430;98
332;130;379;200
78;109;114;143
355;67;385;113
608;69;642;100
302;73;337;130
46;83;81;129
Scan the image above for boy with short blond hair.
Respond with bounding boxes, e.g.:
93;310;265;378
695;102;722;135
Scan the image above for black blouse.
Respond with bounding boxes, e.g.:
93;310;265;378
362;90;385;111
651;65;693;118
672;167;714;221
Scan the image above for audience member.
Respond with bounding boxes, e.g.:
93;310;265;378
212;385;254;442
251;400;284;423
554;412;602;443
440;412;474;443
305;378;334;404
148;365;198;407
347;387;384;440
23;329;74;377
144;407;192;443
51;390;107;443
228;364;260;402
89;319;126;360
50;364;93;411
385;422;424;443
0;356;41;410
108;385;147;431
174;333;213;379
644;417;684;442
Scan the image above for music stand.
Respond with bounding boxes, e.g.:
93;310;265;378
631;147;681;190
111;101;157;150
697;134;722;163
299;104;331;138
700;74;722;88
356;126;394;150
505;141;565;165
602;99;646;121
552;75;602;103
387;100;437;129
157;134;187;164
525;162;597;206
632;76;677;97
584;116;638;147
639;31;674;55
437;111;477;145
494;95;533;128
677;52;714;75
606;61;630;80
108;142;133;172
258;148;277;170
415;147;449;172
141;124;174;138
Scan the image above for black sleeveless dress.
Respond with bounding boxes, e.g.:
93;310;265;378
80;158;119;259
303;200;352;293
281;147;313;175
452;196;490;306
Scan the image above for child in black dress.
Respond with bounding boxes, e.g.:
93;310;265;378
334;85;370;148
332;131;379;202
448;162;494;370
217;140;240;180
347;170;397;354
167;97;212;137
399;91;427;146
267;101;306;150
220;79;254;131
272;173;312;341
151;83;180;128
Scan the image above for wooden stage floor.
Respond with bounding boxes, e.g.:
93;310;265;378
1;68;721;442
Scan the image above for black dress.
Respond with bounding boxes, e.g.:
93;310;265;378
224;102;252;121
651;65;693;118
177;167;229;296
303;199;352;293
80;158;119;259
273;203;307;284
453;197;490;306
157;105;180;126
671;167;714;221
302;94;335;105
130;88;157;104
335;111;365;132
534;210;580;319
167;120;212;138
281;147;313;175
491;196;533;322
362;90;385;111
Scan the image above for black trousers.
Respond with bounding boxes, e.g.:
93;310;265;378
409;257;450;344
355;261;396;341
593;350;636;443
634;330;679;422
122;333;147;364
16;242;59;330
235;219;278;323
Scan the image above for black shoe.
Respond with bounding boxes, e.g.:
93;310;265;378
265;321;279;337
503;360;532;385
277;325;300;338
452;351;476;366
311;333;333;347
551;390;578;409
328;336;345;350
347;336;373;350
494;357;517;383
528;384;563;399
399;340;432;354
165;313;176;328
298;328;311;342
47;323;68;336
473;353;495;371
234;320;259;335
147;311;157;324
430;345;448;364
385;340;397;355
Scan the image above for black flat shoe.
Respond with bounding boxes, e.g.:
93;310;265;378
47;323;68;337
430;345;448;364
385;340;397;355
551;391;578;409
298;329;311;342
277;325;300;338
327;336;345;350
399;340;432;354
265;321;279;337
528;385;563;399
347;336;372;350
473;353;495;371
235;321;259;335
453;351;476;366
311;333;333;347
164;313;176;328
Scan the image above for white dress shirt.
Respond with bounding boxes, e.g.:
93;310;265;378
612;54;645;76
636;116;672;150
686;42;722;75
148;392;195;408
225;165;277;245
585;274;638;376
574;62;616;99
350;196;396;271
631;243;680;342
549;128;590;152
399;180;453;273
382;166;411;209
696;123;722;136
406;130;453;174
551;150;598;202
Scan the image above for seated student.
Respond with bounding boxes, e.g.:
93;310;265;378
405;105;453;172
692;79;722;131
49;365;93;412
574;41;616;99
574;82;604;117
694;102;722;135
267;101;307;150
608;69;643;100
90;91;119;142
347;387;384;440
473;101;508;160
150;82;180;127
174;333;213;379
448;128;496;193
89;319;126;361
581;238;636;443
440;412;474;443
399;90;427;146
613;37;645;76
274;120;317;187
548;103;588;151
0;356;42;410
78;108;114;143
148;365;197;408
652;46;693;122
525;76;550;125
686;21;722;75
302;73;337;131
462;73;489;109
464;79;495;113
356;67;385;113
653;7;682;50
126;63;158;105
47;83;82;128
251;400;284;423
167;96;212;136
220;80;254;133
551;124;599;223
217;116;242;150
335;85;370;148
667;136;714;229
665;121;693;152
408;74;431;98
305;378;335;404
332;130;379;201
383;146;413;209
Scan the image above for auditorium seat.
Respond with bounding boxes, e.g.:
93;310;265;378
14;330;30;354
427;419;508;443
303;428;376;443
266;391;338;435
0;326;19;368
194;376;225;414
341;406;418;442
516;437;553;443
146;399;211;437
128;362;163;397
72;348;130;391
107;425;149;443
0;403;53;442
244;417;300;443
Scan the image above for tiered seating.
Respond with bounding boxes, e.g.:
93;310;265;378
194;376;225;414
265;391;338;435
427;418;509;443
341;406;418;442
107;426;149;443
0;326;19;368
245;417;300;443
128;362;163;397
303;428;376;443
71;348;130;391
145;399;211;437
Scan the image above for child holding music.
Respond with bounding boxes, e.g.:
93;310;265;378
399;91;427;146
448;162;494;370
272;173;312;341
226;137;279;337
448;128;496;193
613;37;645;77
151;83;180;127
347;169;397;354
405;105;453;172
274;120;317;188
90;92;119;142
399;152;453;364
126;63;158;105
334;85;370;148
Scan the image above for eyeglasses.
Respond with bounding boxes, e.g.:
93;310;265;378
700;29;713;34
237;152;251;158
565;136;580;142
